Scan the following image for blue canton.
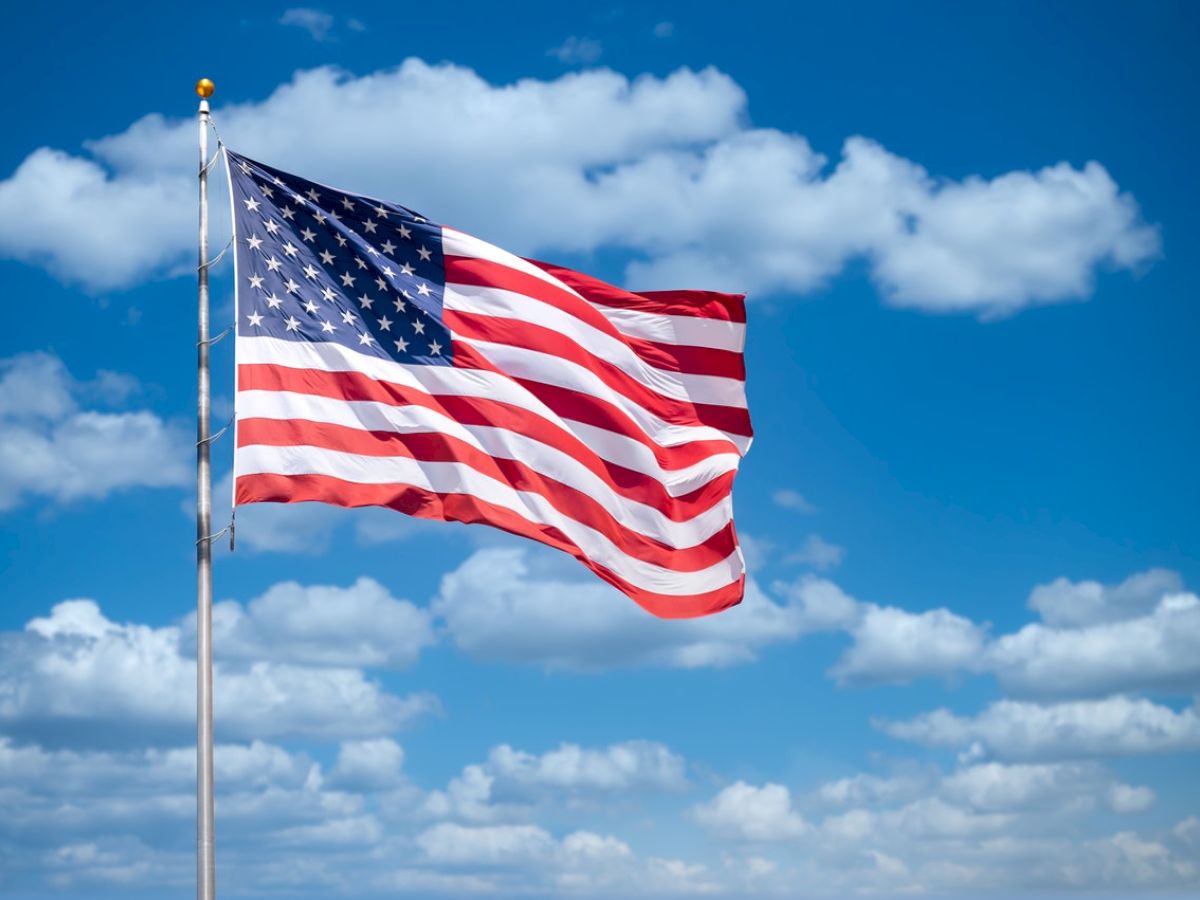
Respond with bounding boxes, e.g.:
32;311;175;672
227;149;451;366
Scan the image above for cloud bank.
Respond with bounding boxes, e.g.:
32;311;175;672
0;59;1159;316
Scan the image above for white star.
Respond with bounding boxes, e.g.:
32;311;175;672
285;278;300;294
401;289;413;300
374;203;389;218
307;188;321;203
284;315;301;332
413;319;425;335
366;245;379;256
354;257;368;270
341;310;356;325
358;293;374;309
393;296;407;312
400;262;415;277
417;246;433;261
341;196;355;211
396;223;412;239
393;337;409;352
280;206;296;221
273;176;284;187
363;220;378;234
243;197;260;212
265;256;282;272
302;264;318;280
312;209;327;225
246;235;263;251
382;266;395;279
319;249;336;265
429;339;442;355
377;315;393;331
321;320;336;333
260;184;274;199
416;282;432;297
321;286;337;302
264;219;280;235
303;299;319;314
335;234;348;247
282;243;299;258
238;160;251;174
301;227;316;242
248;274;264;289
340;272;356;287
375;276;387;291
414;216;427;223
381;240;396;255
246;311;264;327
265;293;283;309
358;332;375;346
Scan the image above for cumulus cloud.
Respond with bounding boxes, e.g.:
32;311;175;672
986;590;1200;697
832;603;988;685
771;488;816;513
0;352;190;511
198;576;435;669
693;782;811;841
0;597;437;746
1027;568;1184;627
432;545;820;670
880;696;1200;760
425;740;687;822
0;60;1157;316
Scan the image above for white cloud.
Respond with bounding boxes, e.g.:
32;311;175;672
279;8;335;41
693;782;810;841
200;576;435;669
986;590;1200;697
0;597;437;745
424;740;687;822
653;21;675;38
548;36;603;65
0;352;190;510
832;603;987;685
880;696;1200;760
0;60;1157;316
771;488;816;512
785;534;845;570
432;545;813;670
1028;568;1184;627
328;738;407;790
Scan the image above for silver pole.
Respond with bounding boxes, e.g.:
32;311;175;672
195;78;217;900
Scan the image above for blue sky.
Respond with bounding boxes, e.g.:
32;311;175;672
1;2;1198;897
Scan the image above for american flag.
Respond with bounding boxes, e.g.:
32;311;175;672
226;149;752;618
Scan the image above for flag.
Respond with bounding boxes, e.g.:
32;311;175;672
225;150;752;618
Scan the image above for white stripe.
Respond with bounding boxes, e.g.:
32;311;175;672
236;444;743;596
458;335;753;454
592;306;746;354
238;389;735;545
442;227;582;298
238;336;749;456
444;283;747;409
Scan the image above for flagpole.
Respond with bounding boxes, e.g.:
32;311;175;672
195;76;217;900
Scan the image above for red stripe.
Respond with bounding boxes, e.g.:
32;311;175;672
445;256;745;380
238;416;737;569
239;363;739;514
447;311;753;438
527;259;747;324
236;472;745;618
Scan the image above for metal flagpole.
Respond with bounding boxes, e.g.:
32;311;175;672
195;76;217;900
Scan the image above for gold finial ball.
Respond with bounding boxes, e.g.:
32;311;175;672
195;78;215;99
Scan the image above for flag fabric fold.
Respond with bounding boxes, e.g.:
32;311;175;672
226;149;751;618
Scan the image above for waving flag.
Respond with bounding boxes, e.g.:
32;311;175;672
226;150;751;618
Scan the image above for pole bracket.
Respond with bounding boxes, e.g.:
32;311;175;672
199;325;232;348
197;416;234;447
